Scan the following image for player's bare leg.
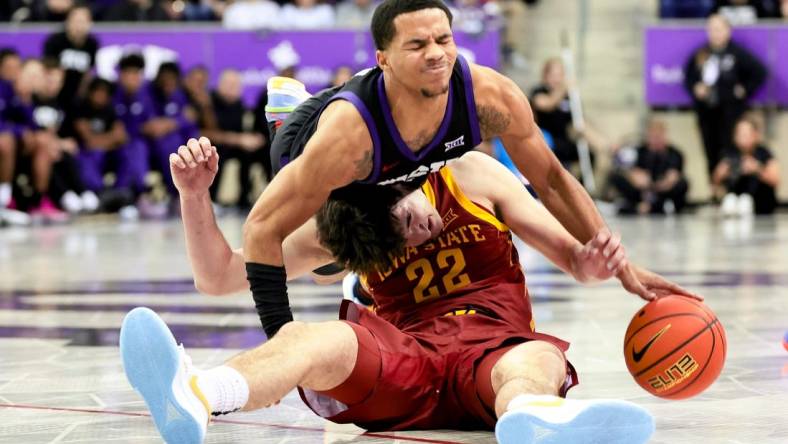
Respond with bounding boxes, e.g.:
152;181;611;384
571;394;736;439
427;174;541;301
491;341;655;444
120;307;357;444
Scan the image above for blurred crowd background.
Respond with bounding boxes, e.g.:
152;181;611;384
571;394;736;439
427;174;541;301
0;0;785;226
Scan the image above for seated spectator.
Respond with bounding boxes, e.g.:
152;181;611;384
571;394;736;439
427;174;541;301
222;0;280;30
74;78;138;218
5;59;69;223
104;0;172;21
713;116;779;215
451;0;502;35
530;58;594;173
149;61;199;198
209;69;266;210
278;0;335;29
0;49;22;216
33;58;99;215
335;0;377;28
183;65;217;132
782;0;788;17
610;118;689;215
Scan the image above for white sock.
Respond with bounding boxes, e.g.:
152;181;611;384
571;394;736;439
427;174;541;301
0;183;10;207
195;365;250;416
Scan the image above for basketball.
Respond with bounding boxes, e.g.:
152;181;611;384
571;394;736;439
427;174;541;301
624;295;726;399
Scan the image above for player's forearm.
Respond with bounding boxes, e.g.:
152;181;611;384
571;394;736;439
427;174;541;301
539;167;605;244
181;193;246;295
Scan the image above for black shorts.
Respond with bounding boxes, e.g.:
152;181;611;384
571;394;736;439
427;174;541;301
269;86;340;176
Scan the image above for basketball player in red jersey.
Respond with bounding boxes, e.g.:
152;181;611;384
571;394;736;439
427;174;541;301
119;144;655;444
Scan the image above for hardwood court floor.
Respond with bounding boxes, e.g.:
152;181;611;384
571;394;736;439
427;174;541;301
1;212;787;443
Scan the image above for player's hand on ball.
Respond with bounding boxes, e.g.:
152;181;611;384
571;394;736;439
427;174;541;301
571;229;626;283
623;264;704;302
170;136;219;196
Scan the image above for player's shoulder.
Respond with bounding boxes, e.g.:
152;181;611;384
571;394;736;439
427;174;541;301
468;62;519;99
447;151;508;202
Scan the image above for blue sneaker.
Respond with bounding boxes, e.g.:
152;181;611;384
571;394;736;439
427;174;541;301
120;307;210;444
265;76;311;123
495;395;655;444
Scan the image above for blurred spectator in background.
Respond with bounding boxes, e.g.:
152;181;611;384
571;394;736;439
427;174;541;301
660;0;714;18
74;77;136;217
713;0;782;24
104;0;171;21
0;49;21;218
183;65;219;135
43;4;98;111
26;0;75;21
210;69;266;210
222;0;279;29
335;0;377;28
279;0;335;29
782;0;788;17
182;0;227;21
149;61;199;199
713;115;779;215
609;118;689;215
113;53;167;217
530;58;592;172
683;14;767;179
328;65;353;88
11;59;69;222
451;0;502;36
0;49;22;84
33;59;99;215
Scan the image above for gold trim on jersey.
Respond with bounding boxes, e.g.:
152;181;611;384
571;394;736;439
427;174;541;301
439;167;509;232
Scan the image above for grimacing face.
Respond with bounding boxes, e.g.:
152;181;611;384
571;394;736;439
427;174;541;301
391;189;443;247
378;8;457;99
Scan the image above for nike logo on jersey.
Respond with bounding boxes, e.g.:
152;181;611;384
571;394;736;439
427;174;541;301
632;324;671;363
382;161;400;173
377;159;457;185
444;136;465;152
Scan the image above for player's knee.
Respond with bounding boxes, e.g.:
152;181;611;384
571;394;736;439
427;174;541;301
491;341;566;391
276;320;309;340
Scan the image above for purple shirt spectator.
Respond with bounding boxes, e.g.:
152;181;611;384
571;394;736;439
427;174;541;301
114;84;155;140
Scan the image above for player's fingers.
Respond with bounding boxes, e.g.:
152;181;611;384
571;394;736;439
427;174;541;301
603;232;622;258
178;144;197;167
589;229;611;250
619;266;656;301
612;257;627;276
607;248;625;271
169;152;186;169
198;136;213;159
187;138;205;162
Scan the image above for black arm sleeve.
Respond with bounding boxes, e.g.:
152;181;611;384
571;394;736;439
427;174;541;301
246;262;293;338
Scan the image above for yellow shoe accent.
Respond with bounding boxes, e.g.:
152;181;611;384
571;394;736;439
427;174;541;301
189;375;212;424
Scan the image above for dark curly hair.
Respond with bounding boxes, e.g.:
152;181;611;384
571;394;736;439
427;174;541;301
315;186;408;275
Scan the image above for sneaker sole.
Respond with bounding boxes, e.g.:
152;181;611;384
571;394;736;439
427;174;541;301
120;307;205;444
495;400;654;444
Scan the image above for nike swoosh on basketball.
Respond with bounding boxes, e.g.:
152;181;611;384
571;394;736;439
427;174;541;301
632;324;671;363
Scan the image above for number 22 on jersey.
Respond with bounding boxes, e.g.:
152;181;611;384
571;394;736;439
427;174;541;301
406;248;471;303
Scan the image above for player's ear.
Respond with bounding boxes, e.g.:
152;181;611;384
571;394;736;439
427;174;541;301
376;50;389;72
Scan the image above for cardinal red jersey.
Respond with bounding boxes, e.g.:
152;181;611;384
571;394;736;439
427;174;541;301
360;166;534;332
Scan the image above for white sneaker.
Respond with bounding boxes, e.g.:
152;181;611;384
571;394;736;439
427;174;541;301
720;193;738;217
737;193;754;216
81;191;100;213
60;191;83;214
0;208;32;226
121;307;209;444
119;204;139;222
495;394;654;444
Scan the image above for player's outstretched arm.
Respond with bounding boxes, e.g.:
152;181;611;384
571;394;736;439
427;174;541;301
242;101;373;336
469;64;700;301
452;152;623;283
173;138;338;296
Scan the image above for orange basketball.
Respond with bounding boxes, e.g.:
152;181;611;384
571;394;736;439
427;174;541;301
624;295;726;399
